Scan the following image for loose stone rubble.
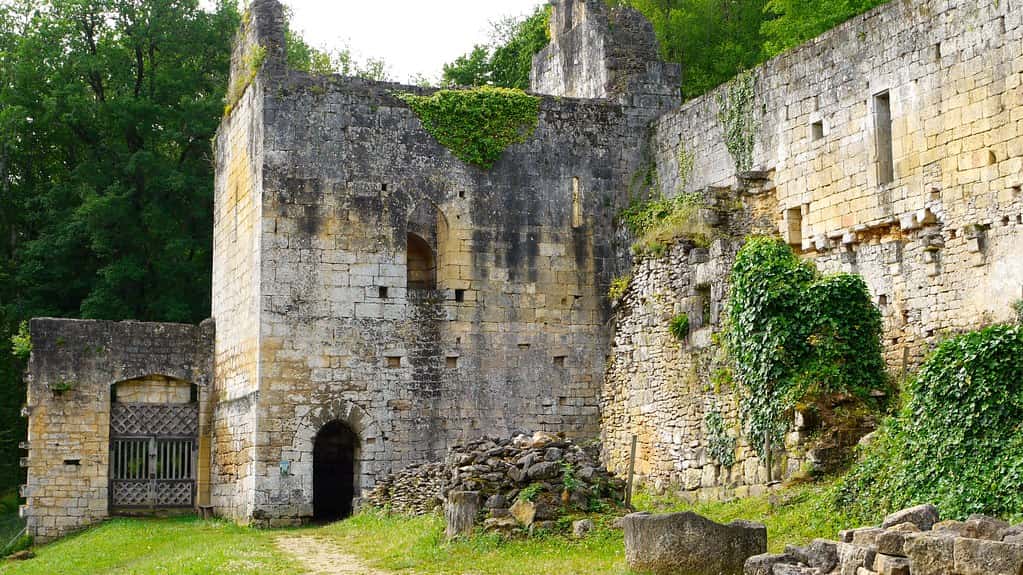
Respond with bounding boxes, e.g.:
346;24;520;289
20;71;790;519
365;432;626;528
745;504;1023;575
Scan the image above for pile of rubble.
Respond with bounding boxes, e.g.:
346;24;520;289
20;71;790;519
366;432;626;527
746;504;1023;575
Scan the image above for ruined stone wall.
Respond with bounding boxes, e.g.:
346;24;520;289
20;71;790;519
209;0;280;521
531;0;681;116
652;0;1023;363
210;0;671;525
604;0;1023;492
22;319;213;542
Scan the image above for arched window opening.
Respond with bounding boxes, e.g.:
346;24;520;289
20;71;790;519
407;233;437;290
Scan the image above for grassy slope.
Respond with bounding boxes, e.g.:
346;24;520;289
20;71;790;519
0;482;853;574
0;517;304;575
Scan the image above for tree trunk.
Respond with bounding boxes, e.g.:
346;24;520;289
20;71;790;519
444;491;481;539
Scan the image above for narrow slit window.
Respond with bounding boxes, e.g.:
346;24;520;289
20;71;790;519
454;289;466;303
784;206;803;247
571;177;584;228
811;121;824;141
378;286;389;299
874;92;894;185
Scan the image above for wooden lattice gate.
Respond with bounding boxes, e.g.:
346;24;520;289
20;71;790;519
109;403;198;511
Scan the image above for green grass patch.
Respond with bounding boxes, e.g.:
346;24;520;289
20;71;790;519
0;516;303;575
320;511;629;574
633;480;854;553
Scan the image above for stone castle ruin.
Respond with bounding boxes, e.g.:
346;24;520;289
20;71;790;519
19;0;1023;542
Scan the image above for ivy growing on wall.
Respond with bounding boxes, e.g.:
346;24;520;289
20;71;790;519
726;237;885;457
395;87;540;169
834;323;1023;521
704;406;737;467
668;313;690;341
716;70;758;173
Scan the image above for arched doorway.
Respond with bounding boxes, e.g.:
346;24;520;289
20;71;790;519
313;420;359;521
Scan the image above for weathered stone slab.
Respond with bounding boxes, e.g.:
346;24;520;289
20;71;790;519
953;537;1023;575
904;533;956;575
744;552;795;575
624;511;766;575
882;504;939;531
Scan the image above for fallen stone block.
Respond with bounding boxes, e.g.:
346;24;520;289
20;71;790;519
953;536;1023;575
773;565;819;574
872;553;911;575
836;542;876;575
572;519;593;538
876;523;920;557
744;552;795;575
882;504;939;531
785;539;838;572
961;514;1011;541
851;528;886;547
624;511;767;575
904;532;956;575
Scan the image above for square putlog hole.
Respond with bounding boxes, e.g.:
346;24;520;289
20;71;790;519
446;356;458;369
386;356;401;368
553;356;566;367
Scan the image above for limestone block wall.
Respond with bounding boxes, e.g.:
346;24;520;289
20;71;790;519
211;0;675;525
209;0;278;521
23;319;213;542
650;0;1023;362
605;0;1023;494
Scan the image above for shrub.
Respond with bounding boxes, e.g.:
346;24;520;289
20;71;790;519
620;193;710;257
1013;299;1023;324
395;87;540;169
10;321;31;359
727;237;885;456
668;313;689;341
834;324;1023;521
607;275;631;301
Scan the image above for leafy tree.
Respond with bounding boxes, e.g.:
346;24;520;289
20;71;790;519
442;6;550;90
762;0;890;57
0;0;242;491
283;13;390;80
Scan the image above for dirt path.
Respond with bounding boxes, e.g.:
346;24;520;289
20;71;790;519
275;534;392;575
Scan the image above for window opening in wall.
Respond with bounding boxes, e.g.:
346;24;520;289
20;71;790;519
386;356;401;368
933;43;941;61
378;286;389;299
878;295;888;307
406;233;437;290
874;92;895;185
518;343;531;350
454;289;465;302
988;151;998;165
784;206;803;247
1013;185;1021;198
1017;215;1022;225
695;286;712;328
553;356;566;367
1002;216;1011;227
811;121;824;141
64;459;81;466
949;229;958;239
572;177;584;228
999;16;1006;34
446;356;458;369
458;190;466;199
381;183;388;191
455;337;461;345
930;188;941;201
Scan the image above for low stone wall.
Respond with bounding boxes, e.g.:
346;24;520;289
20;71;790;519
22;318;214;543
748;504;1023;575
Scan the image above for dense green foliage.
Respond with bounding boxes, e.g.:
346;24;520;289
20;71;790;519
395;87;540;169
835;324;1023;521
727;237;885;456
442;7;550;89
607;276;631;301
704;407;737;467
284;23;389;80
717;70;758;173
668;313;690;341
762;0;890;57
608;0;889;99
0;0;244;491
619;192;709;256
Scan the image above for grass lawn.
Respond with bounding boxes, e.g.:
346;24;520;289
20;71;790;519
0;516;304;575
0;481;855;574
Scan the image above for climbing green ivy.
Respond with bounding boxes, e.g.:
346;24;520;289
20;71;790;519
726;237;885;457
677;143;695;191
704;407;737;467
834;323;1023;521
716;70;758;173
395;87;540;169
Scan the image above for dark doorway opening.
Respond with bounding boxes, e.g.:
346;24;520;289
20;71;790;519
313;420;359;522
407;232;437;290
